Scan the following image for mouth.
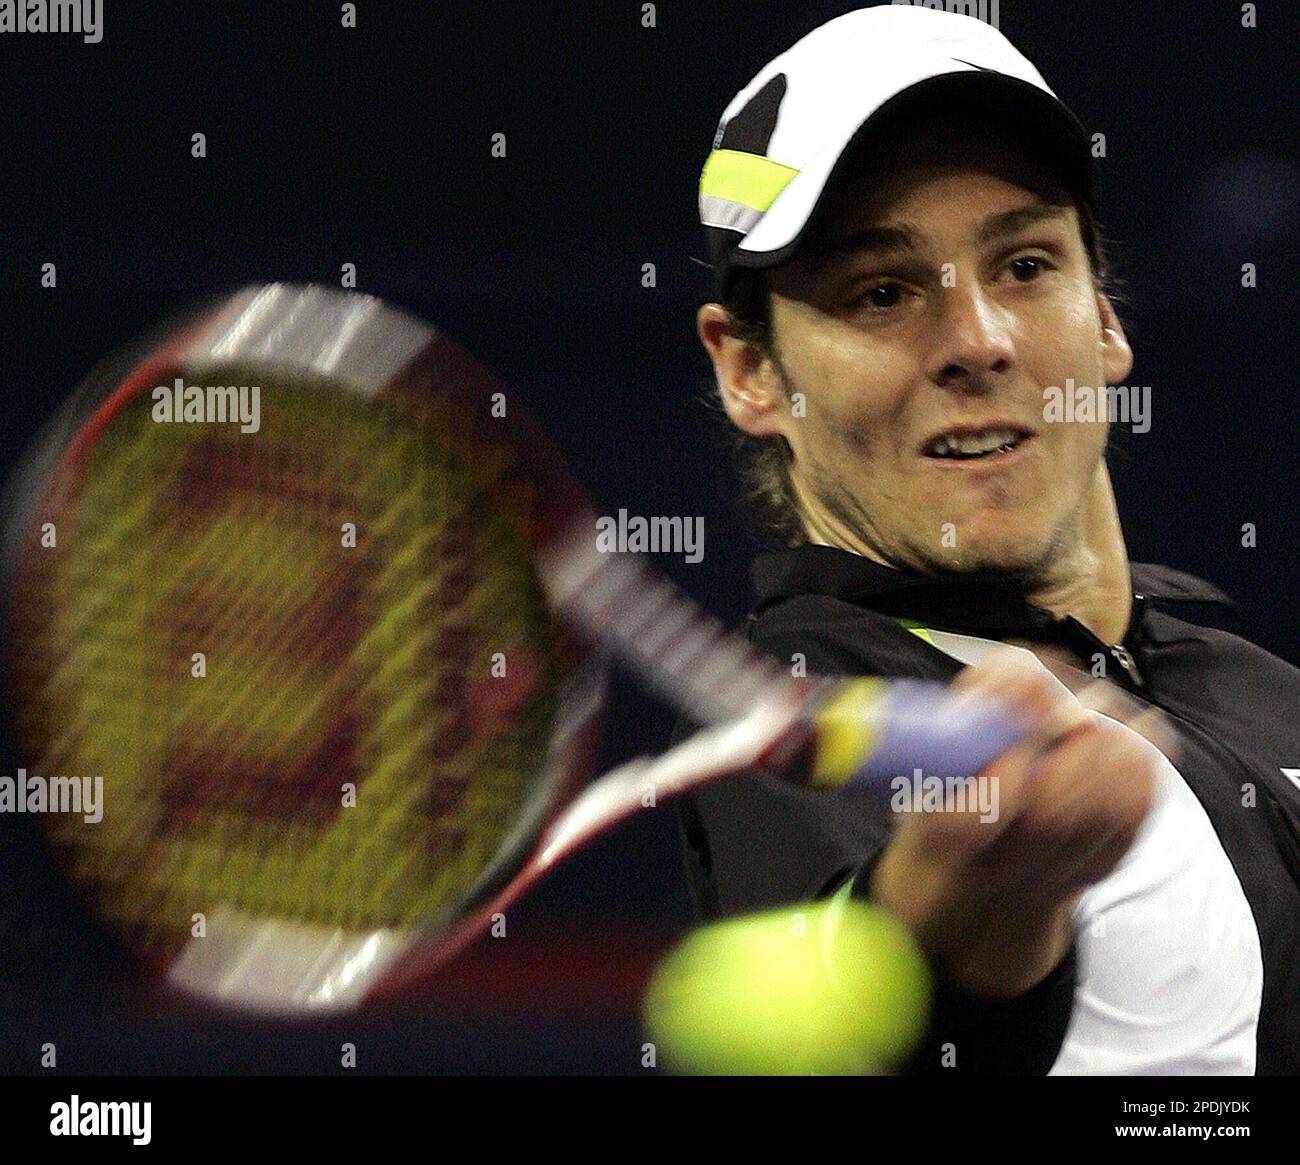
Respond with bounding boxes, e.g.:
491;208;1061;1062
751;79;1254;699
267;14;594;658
921;424;1034;463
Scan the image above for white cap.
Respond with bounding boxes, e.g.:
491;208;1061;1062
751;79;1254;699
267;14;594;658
701;5;1093;292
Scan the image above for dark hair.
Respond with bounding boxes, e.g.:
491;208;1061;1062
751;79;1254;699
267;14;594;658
717;196;1119;546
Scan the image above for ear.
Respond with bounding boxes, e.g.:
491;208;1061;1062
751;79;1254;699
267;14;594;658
696;303;788;439
1097;293;1133;385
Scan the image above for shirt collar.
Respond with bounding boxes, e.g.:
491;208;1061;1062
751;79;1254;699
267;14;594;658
751;544;1234;638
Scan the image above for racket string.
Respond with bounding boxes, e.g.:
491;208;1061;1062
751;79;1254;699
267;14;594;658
13;383;571;959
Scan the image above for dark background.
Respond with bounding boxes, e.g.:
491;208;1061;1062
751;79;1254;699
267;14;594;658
0;1;1295;1072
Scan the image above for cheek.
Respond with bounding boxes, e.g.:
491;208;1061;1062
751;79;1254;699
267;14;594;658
1031;287;1106;382
1023;295;1112;457
801;386;902;469
796;345;913;461
1081;414;1112;463
1040;414;1110;499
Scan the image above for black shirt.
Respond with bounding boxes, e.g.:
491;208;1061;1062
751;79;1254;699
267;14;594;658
675;545;1300;1074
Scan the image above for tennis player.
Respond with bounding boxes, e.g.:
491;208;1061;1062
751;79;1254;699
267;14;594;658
679;5;1300;1074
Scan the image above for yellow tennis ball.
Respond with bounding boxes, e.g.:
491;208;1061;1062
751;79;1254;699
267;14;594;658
643;897;931;1075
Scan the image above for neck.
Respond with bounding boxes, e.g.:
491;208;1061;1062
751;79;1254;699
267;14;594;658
1023;466;1132;646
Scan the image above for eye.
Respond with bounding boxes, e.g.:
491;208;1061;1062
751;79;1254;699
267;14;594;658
1004;254;1054;283
848;281;906;312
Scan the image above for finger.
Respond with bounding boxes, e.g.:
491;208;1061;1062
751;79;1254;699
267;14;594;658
1023;716;1158;854
899;735;1042;857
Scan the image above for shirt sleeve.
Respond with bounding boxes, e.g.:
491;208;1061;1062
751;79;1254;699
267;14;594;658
901;941;1078;1075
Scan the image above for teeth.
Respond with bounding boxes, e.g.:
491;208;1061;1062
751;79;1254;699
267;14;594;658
929;428;1020;457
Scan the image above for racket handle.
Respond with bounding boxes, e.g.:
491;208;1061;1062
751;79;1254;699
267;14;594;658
808;678;1028;791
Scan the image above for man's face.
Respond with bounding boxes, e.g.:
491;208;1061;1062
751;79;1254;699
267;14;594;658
756;116;1132;577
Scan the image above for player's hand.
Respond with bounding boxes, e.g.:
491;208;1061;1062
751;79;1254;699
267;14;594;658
868;647;1166;999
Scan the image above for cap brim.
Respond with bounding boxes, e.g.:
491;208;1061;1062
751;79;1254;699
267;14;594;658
728;69;1094;274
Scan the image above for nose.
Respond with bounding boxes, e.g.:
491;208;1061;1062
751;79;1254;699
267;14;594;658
924;281;1016;392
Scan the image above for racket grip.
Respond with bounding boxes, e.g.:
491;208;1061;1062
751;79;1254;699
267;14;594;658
809;678;1028;791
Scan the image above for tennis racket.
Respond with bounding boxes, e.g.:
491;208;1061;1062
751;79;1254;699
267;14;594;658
2;284;1026;1014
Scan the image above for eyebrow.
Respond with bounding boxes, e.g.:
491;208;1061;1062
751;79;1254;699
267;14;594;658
815;204;1074;263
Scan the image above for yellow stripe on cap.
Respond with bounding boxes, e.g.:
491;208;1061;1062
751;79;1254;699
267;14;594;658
700;149;798;212
809;676;888;789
